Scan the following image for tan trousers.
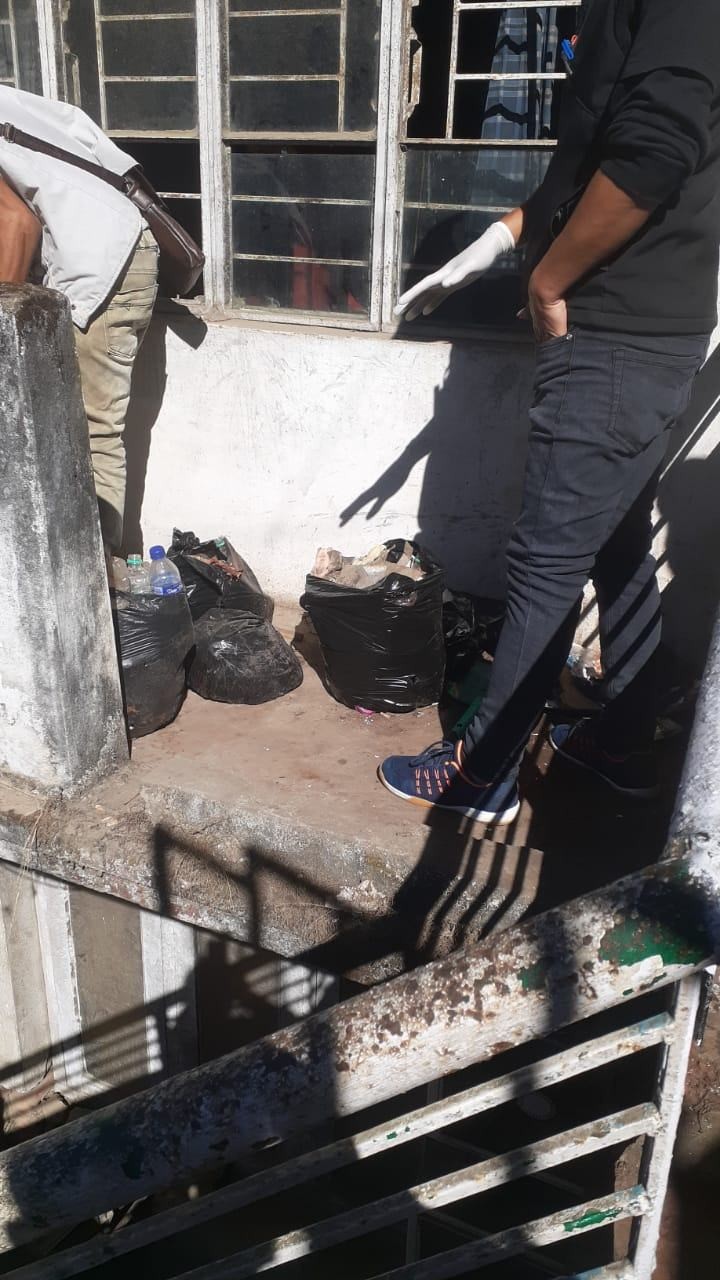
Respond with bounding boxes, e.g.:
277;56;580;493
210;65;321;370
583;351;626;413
74;228;159;551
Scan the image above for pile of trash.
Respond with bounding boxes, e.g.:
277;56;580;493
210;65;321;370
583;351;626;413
301;539;445;713
109;531;302;737
310;541;427;590
167;531;273;622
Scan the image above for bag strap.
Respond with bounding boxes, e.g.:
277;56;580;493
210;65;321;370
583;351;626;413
1;120;132;194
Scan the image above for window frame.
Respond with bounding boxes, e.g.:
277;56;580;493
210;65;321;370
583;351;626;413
35;0;575;337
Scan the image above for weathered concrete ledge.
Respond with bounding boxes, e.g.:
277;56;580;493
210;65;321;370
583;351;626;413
0;761;541;984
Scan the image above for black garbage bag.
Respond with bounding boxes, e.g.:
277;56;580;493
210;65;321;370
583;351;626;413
113;591;194;738
301;543;445;713
168;530;273;623
188;609;303;704
442;591;505;685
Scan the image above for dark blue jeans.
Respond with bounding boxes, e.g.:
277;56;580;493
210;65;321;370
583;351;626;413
463;326;709;785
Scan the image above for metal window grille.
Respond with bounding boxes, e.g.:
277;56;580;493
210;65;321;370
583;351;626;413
40;0;582;331
393;0;582;330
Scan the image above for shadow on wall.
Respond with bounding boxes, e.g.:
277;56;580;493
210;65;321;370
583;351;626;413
340;336;534;595
120;303;208;561
342;320;720;674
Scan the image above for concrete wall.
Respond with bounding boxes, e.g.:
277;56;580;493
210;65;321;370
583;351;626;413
129;314;720;672
127;318;537;602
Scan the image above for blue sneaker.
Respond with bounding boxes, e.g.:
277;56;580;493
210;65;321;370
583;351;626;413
549;719;659;799
378;740;520;825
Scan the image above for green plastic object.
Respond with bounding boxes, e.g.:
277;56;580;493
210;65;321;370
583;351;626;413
451;693;486;739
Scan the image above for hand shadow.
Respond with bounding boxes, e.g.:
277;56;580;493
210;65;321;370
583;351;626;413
339;434;434;526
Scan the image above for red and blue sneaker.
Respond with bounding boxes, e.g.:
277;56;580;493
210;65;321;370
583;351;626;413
378;740;520;825
549;719;659;799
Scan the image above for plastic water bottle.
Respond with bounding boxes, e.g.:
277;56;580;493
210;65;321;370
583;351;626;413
126;554;152;595
148;546;184;596
109;556;130;593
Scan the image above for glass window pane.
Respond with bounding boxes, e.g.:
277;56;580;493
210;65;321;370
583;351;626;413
233;259;369;315
404;147;551;212
230;0;331;9
229;80;338;134
102;18;196;79
229;14;340;78
0;24;11;81
457;8;562;76
0;0;42;93
344;0;380;133
233;201;370;261
101;0;193;12
453;77;562;142
224;0;379;136
121;140;203;297
401;148;552;328
105;81;197;134
130;140;201;196
231;150;374;201
231;149;374;316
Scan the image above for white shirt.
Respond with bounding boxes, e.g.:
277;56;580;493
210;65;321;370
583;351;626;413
0;86;143;329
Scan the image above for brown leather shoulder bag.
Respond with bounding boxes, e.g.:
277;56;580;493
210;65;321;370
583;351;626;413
1;120;205;298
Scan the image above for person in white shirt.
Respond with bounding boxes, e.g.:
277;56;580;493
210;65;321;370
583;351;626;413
0;85;158;552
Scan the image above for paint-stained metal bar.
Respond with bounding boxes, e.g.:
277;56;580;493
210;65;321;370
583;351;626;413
170;1108;660;1280
565;1267;634;1280
99;13;195;21
629;610;720;1274
454;72;565;81
445;0;461;138
6;0;18;88
197;0;228;308
429;1209;567;1276
365;1188;649;1280
337;0;347;130
91;0;107;131
464;2;580;9
3;1014;672;1280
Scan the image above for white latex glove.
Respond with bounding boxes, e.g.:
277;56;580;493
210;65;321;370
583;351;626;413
394;221;516;321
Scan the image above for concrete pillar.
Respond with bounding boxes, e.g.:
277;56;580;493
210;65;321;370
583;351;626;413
0;285;127;789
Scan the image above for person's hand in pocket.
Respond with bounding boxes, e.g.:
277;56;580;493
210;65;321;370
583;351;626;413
527;267;568;343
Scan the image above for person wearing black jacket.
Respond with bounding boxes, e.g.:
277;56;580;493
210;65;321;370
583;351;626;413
380;0;720;823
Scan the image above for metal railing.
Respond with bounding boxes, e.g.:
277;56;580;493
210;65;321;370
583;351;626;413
1;620;719;1276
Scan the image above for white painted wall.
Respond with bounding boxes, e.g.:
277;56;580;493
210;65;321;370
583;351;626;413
128;315;720;671
128;318;537;603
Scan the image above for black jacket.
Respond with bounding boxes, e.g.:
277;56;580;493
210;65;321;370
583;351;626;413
524;0;720;334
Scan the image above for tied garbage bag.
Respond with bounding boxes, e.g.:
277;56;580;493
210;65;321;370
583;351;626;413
301;541;445;713
443;591;505;684
188;609;303;704
168;530;273;623
113;592;194;738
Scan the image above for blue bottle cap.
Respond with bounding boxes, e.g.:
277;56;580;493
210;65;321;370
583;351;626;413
149;545;165;561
